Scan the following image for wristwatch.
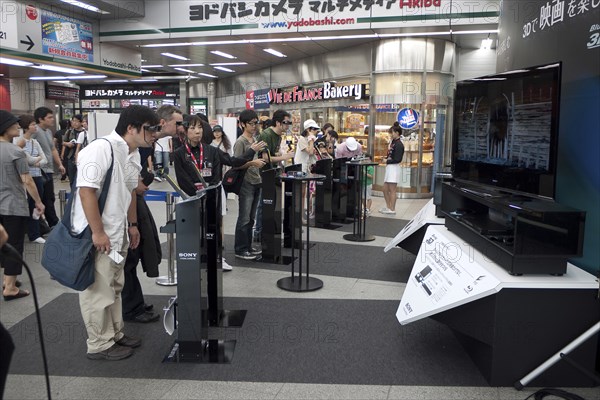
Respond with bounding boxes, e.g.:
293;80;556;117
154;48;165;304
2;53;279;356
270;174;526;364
128;222;138;228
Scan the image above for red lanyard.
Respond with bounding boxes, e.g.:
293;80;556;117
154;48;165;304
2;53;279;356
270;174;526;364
184;142;203;170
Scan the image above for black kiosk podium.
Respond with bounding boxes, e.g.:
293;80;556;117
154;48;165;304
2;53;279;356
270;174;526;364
331;157;350;223
162;185;246;363
313;157;341;229
343;159;378;242
259;167;293;264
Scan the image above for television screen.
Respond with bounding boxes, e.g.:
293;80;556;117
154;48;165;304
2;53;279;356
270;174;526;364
452;62;561;199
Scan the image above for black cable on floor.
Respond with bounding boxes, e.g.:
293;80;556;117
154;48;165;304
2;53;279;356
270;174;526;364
1;244;52;400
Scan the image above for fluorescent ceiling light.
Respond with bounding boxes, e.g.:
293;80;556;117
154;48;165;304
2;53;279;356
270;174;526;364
68;75;107;80
140;68;151;72
105;79;129;83
174;68;196;73
214;66;234;72
60;0;109;14
198;73;218;78
161;52;190;61
210;51;236;59
537;63;560;69
32;64;85;74
0;57;34;67
168;63;205;67
140;65;163;68
131;79;158;82
480;38;493;49
209;62;248;66
263;48;287;58
52;80;71;84
30;76;69;80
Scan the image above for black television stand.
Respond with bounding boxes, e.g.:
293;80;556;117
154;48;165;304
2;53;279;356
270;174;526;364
441;182;585;275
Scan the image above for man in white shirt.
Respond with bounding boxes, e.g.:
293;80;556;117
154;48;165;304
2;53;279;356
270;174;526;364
72;105;160;361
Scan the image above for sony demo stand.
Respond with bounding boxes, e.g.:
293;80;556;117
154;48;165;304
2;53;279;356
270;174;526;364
162;183;246;363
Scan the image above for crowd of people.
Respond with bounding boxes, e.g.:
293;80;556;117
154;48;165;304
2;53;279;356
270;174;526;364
0;104;405;362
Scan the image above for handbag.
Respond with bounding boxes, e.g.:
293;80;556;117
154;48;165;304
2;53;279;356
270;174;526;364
41;139;114;291
222;167;246;195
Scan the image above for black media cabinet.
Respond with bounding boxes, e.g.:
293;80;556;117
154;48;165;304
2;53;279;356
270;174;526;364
441;182;585;275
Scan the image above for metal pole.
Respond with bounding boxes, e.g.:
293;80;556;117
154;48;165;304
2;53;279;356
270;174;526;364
58;189;67;219
156;192;177;286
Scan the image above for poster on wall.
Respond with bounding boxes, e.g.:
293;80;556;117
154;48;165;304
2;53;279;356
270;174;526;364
41;9;93;62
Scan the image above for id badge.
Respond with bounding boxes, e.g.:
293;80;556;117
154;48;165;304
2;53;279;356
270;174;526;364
201;168;212;177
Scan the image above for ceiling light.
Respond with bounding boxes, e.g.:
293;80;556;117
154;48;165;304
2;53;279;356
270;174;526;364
210;51;236;59
140;65;163;68
30;76;69;80
168;63;205;67
208;62;248;66
480;38;493;50
105;79;129;83
32;64;85;74
52;80;71;84
198;73;218;78
161;52;190;61
68;75;107;80
263;48;287;58
174;68;196;73
214;66;234;72
0;57;34;67
60;0;109;14
131;79;158;82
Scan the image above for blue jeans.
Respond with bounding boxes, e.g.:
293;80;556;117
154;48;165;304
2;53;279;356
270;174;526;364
235;180;261;254
154;151;170;174
253;191;263;239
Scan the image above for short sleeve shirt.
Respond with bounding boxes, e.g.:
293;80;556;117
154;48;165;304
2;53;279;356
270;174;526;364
71;131;141;247
233;135;261;185
0;142;30;216
258;128;281;165
33;125;55;173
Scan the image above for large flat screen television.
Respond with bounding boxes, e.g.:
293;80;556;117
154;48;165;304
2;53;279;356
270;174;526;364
452;62;562;199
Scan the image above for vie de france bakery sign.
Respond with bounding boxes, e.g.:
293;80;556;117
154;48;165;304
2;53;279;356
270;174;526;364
268;82;367;104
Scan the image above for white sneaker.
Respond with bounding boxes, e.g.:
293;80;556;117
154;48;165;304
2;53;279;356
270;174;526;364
32;237;46;244
222;258;232;271
383;209;396;215
378;207;390;214
154;176;163;182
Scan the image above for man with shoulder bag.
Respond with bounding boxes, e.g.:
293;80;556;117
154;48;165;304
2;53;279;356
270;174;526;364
71;105;160;361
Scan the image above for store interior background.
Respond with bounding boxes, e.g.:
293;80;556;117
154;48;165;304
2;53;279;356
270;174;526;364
0;0;598;276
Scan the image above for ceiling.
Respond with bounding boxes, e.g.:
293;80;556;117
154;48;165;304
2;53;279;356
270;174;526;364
0;1;498;84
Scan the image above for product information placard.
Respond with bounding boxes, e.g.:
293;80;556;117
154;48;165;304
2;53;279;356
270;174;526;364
41;9;93;62
396;225;500;325
384;199;443;252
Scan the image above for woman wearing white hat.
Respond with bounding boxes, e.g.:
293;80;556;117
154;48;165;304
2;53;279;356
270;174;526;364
295;119;320;219
380;122;405;215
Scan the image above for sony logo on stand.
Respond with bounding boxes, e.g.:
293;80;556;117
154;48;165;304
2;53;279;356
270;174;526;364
178;252;198;260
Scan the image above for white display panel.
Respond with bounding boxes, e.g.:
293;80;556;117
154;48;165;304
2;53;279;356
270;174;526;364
397;225;599;325
88;112;120;140
397;225;500;325
384;199;444;252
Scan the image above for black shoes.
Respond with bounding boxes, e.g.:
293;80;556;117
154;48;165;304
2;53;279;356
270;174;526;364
125;311;160;323
235;251;257;260
87;343;133;361
116;334;142;348
250;246;262;255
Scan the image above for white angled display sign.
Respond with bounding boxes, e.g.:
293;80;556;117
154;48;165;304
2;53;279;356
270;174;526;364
396;225;501;325
384;199;443;252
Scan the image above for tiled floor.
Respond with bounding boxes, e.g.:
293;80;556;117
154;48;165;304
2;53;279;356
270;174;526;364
2;178;597;400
